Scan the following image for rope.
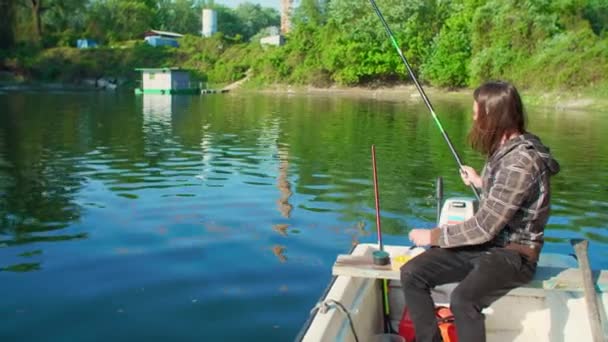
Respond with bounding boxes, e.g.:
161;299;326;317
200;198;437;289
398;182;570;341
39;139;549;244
312;299;360;342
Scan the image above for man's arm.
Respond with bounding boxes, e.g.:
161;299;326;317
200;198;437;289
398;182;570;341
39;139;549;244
435;153;535;247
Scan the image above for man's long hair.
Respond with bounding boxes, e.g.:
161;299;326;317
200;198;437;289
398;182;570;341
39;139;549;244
469;81;527;156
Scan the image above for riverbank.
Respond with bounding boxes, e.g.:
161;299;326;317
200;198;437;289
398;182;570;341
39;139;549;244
2;31;606;112
256;84;608;112
1;78;606;112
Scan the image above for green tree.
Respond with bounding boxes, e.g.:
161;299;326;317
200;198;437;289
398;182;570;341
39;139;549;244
292;0;326;28
233;3;280;40
156;0;201;35
398;0;451;68
583;0;608;35
42;0;87;46
422;0;483;87
43;0;86;33
0;0;15;49
316;0;418;85
23;0;44;42
87;0;155;42
422;13;472;87
212;5;242;38
469;0;560;84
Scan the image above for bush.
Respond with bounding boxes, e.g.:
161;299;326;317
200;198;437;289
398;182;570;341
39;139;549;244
422;13;472;88
517;27;608;90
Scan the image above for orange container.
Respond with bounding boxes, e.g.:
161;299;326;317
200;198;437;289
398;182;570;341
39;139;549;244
398;306;458;342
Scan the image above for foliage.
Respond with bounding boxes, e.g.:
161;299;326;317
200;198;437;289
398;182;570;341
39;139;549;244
469;0;557;84
0;0;15;49
87;0;155;42
6;0;279;47
2;0;608;92
175;34;250;82
583;0;608;36
517;26;608;90
155;0;202;35
422;2;473;88
233;3;280;41
25;43;173;82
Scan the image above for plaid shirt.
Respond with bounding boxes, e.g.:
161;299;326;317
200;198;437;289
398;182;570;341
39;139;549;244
438;134;560;253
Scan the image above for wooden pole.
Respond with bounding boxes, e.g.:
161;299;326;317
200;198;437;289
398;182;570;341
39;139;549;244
371;145;383;251
570;239;604;342
436;177;443;225
371;145;393;333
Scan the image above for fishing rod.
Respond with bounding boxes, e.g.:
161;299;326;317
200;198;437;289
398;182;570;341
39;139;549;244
368;0;481;201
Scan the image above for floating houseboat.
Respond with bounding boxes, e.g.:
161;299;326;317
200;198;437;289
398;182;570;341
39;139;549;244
134;68;200;95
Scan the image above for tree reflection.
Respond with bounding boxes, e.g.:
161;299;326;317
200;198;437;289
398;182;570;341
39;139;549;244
0;94;87;264
0;262;41;272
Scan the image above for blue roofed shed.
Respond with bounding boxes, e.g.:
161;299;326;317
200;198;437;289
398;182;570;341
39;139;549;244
143;30;183;48
76;39;98;49
144;36;179;47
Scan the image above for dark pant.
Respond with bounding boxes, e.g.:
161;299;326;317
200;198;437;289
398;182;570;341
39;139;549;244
400;246;536;342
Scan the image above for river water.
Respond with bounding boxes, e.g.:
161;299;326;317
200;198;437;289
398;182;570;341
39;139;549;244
0;91;606;341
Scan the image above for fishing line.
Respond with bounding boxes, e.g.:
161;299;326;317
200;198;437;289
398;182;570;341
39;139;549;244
368;0;481;200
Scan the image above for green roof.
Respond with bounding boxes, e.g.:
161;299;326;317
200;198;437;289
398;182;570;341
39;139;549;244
134;67;185;72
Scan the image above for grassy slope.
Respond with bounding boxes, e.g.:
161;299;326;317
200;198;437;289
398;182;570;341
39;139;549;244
2;36;607;111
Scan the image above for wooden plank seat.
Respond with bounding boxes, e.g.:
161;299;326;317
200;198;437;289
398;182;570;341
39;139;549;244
333;244;608;294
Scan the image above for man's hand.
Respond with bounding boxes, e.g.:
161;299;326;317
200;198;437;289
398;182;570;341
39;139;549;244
409;228;440;247
460;165;482;188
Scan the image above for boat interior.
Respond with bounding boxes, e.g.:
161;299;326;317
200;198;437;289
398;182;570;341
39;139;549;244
297;244;608;342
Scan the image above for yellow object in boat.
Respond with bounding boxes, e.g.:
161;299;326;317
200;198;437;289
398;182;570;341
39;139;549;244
391;254;412;270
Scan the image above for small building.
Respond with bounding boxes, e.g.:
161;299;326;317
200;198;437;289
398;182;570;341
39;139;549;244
143;30;183;47
134;68;200;95
260;35;285;46
76;39;98;49
144;36;179;47
144;30;184;39
267;26;280;36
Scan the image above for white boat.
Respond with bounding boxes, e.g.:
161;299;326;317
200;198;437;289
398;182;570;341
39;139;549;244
296;243;608;342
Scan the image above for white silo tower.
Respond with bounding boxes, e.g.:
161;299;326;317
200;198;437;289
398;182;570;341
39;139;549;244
202;9;217;37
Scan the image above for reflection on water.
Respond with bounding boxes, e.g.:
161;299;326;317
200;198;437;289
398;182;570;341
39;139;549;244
0;93;88;266
273;223;289;237
276;147;293;219
0;91;606;340
1;262;41;272
272;244;287;263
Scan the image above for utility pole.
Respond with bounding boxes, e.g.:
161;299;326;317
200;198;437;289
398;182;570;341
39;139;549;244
280;0;293;34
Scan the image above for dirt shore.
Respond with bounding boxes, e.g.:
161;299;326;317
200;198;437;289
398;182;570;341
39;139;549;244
258;84;469;102
256;84;607;112
1;78;605;112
